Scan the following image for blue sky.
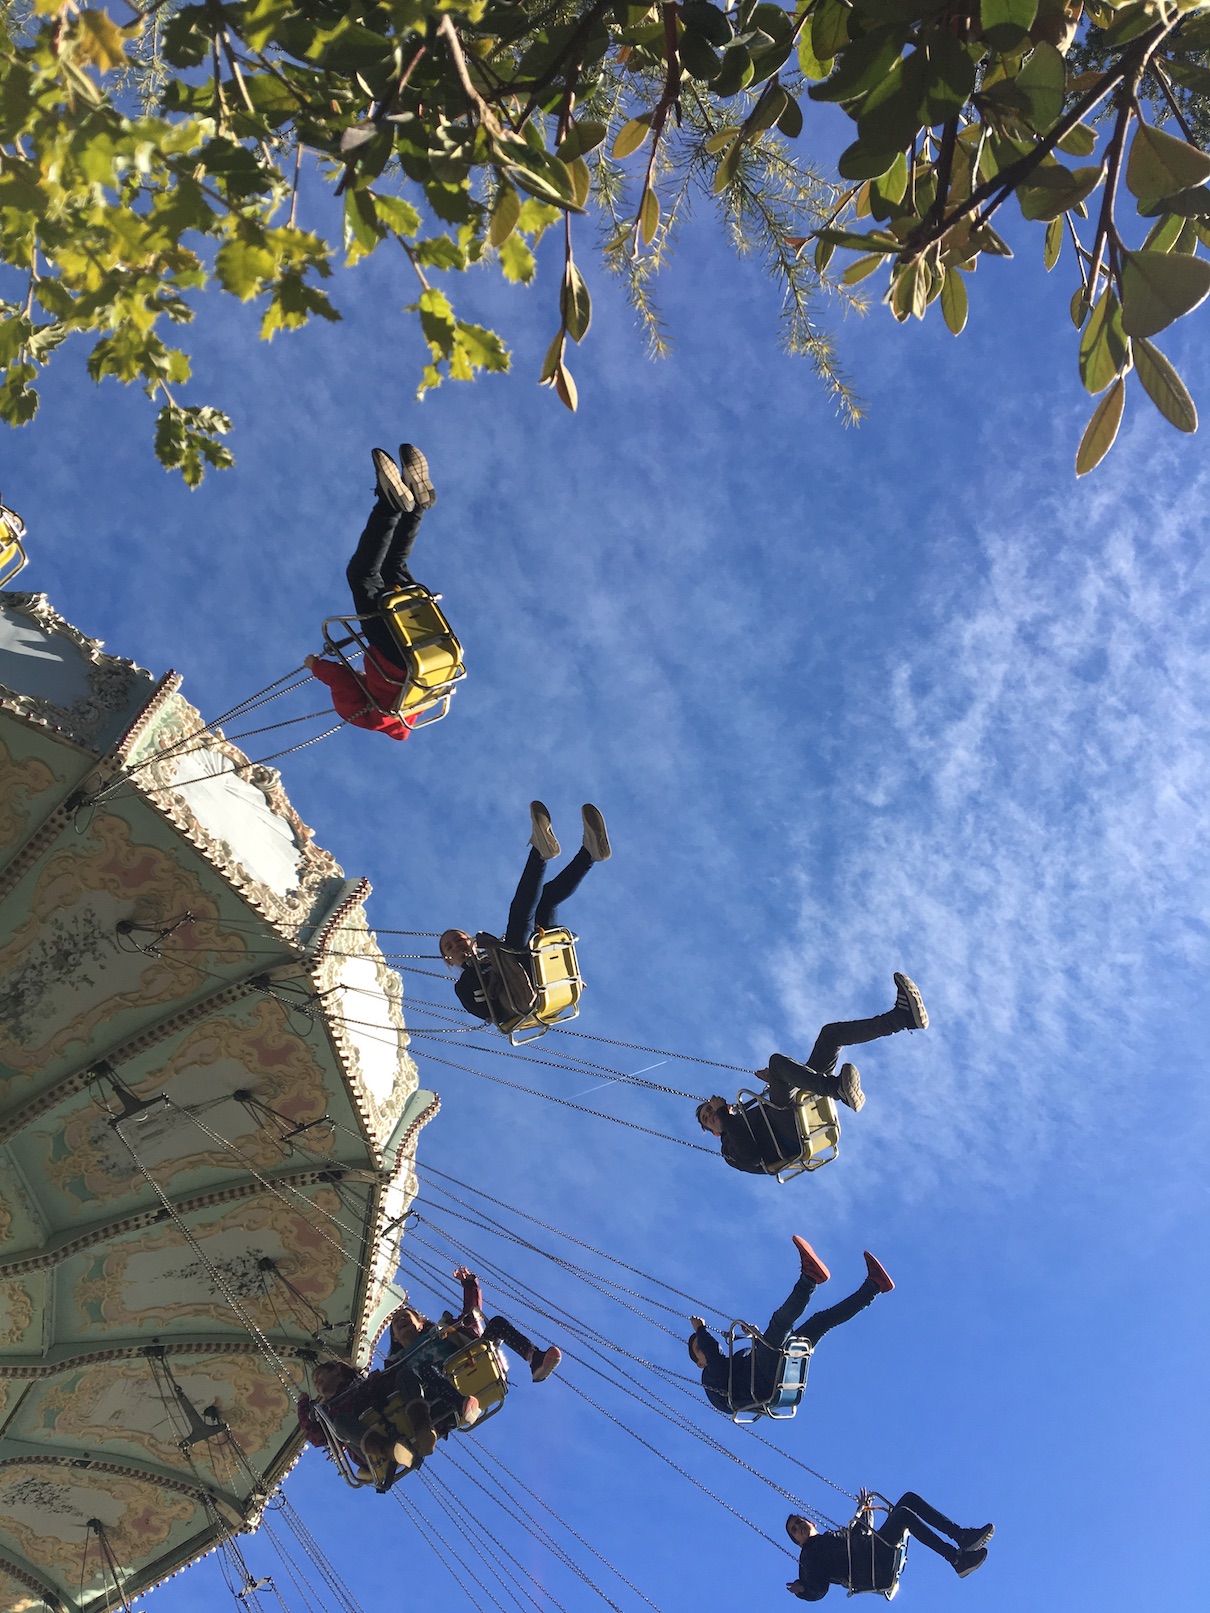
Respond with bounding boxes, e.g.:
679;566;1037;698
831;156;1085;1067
8;178;1209;1613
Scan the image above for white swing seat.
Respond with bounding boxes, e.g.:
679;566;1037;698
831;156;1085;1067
321;583;466;726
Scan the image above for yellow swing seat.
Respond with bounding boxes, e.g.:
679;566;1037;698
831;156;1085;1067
498;927;584;1045
0;500;28;588
321;583;466;727
443;1336;510;1424
734;1083;841;1181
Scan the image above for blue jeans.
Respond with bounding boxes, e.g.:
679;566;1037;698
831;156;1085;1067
503;847;593;949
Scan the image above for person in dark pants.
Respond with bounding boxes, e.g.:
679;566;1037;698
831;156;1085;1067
306;444;437;740
687;1237;895;1416
695;973;929;1174
383;1267;562;1387
440;801;611;1023
785;1492;994;1598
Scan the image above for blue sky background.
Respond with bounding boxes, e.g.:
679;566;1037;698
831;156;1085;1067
6;171;1209;1613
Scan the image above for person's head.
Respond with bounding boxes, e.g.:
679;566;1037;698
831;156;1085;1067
786;1515;817;1547
687;1331;708;1368
389;1306;429;1349
439;929;474;968
312;1360;357;1400
695;1095;729;1136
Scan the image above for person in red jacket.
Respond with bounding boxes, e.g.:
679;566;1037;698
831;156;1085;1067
305;443;437;739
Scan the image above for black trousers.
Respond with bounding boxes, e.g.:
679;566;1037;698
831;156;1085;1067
747;1273;879;1400
503;847;593;950
483;1315;537;1362
768;1008;904;1104
877;1492;964;1565
345;493;425;662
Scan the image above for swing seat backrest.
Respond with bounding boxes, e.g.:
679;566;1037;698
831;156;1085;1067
443;1338;509;1424
502;928;583;1045
724;1322;812;1424
377;584;466;720
733;1086;841;1180
0;502;27;588
844;1500;909;1599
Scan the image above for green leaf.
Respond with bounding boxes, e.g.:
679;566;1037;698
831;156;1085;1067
1120;249;1210;337
1044;215;1062;270
1070;286;1089;328
373;194;421;239
1126;123;1210;203
705;128;742;154
640;187;660;244
489;184;522;248
777;95;804;138
922;29;976;125
796;31;833;82
214;235;277;300
1016;40;1065;131
612;116;653;159
1132;336;1197;433
816;227;902;252
75;10;130;72
980;0;1038;52
554;359;578;412
342;188;381;263
941;266;968;333
1017;163;1101;222
809;30;904;106
681;2;733;47
1057;123;1097;158
1141;213;1182;252
557;121;608;160
843;253;884;285
812;0;853;62
561;261;592;342
680;29;723;80
1137;186;1210;219
498;234;537;284
1075;377;1125;476
837;138;899;182
714;42;754;97
1079;290;1129;394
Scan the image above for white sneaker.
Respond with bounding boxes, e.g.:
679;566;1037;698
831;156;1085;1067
581;804;611;862
529;801;560;859
372;448;415;513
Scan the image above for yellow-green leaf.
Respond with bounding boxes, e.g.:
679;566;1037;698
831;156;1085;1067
640;186;660;244
842;253;883;285
489;184;521;248
1120;249;1210;336
941;266;968;334
561;261;591;343
705;128;741;154
1044;215;1062;270
1126;123;1210;203
554;360;578;412
1132;336;1198;432
1075;376;1125;475
612;116;653;159
75;10;130;72
1079;289;1129;393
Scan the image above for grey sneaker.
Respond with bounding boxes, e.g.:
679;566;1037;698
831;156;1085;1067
529;800;561;860
838;1063;865;1112
372;448;415;513
893;972;928;1030
580;804;611;862
398;442;436;509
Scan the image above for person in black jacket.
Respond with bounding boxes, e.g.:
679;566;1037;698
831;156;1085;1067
687;1237;894;1417
784;1493;993;1599
440;801;610;1024
694;973;929;1174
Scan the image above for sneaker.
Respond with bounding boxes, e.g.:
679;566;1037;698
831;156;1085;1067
838;1063;865;1112
893;972;928;1030
581;805;611;862
530;1345;562;1382
792;1235;831;1285
372;448;415;513
863;1251;894;1293
398;442;436;509
529;800;561;860
956;1524;995;1552
460;1394;482;1426
391;1440;416;1470
953;1548;988;1578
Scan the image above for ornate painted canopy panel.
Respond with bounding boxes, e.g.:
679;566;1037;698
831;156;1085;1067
0;596;437;1612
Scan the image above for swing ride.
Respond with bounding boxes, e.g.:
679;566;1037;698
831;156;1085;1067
0;575;984;1610
320;584;466;728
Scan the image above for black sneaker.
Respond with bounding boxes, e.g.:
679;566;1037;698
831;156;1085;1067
838;1062;865;1112
399;442;436;509
953;1547;988;1578
893;972;928;1030
372;448;415;513
956;1524;995;1552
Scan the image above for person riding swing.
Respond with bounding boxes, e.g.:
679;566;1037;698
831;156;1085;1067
440;801;611;1027
784;1491;993;1598
695;974;929;1175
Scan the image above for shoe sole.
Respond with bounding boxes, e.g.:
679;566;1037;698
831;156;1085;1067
839;1062;865;1112
399;443;436;509
791;1235;831;1285
531;1349;561;1382
530;800;561;860
581;804;611;861
863;1250;895;1292
372;449;414;513
894;972;928;1030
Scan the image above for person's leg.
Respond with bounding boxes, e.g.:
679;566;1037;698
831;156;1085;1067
534;847;592;930
504;849;548;949
763;1275;817;1350
804;1010;904;1079
877;1502;957;1564
483;1315;562;1380
794;1277;880;1348
379;505;425;591
890;1493;966;1542
346;494;424;664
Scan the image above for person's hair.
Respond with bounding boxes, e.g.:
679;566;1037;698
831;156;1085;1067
687;1329;705;1366
695;1100;714;1130
313;1359;357;1396
786;1515;809;1543
439;928;471;966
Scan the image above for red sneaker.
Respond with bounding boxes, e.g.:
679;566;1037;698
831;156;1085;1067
863;1251;894;1293
792;1236;831;1285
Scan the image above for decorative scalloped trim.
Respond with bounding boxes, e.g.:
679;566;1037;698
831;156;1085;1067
0;1337;314;1381
310;877;371;959
0;594;155;747
0;1549;57;1605
351;1091;440;1355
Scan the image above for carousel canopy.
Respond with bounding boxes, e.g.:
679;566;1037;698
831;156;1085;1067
0;595;435;1612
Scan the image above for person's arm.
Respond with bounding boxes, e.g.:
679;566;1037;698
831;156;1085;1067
691;1323;725;1372
452;1265;484;1331
785;1581;826;1601
454;968;492;1020
718;1111;766;1174
306;654;413;739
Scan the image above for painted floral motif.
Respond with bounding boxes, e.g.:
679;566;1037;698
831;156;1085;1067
0;1277;35;1346
0;733;59;850
0;1465;196;1580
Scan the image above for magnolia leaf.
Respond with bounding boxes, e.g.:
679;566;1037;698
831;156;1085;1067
842;253;884;285
639;186;660;244
1132;336;1197;433
567;156;592;210
1120;249;1210;337
980;0;1038;52
1079;290;1129;394
1126;123;1210;203
681;1;733;47
1057;123;1097;158
1137;185;1210;219
612;116;653;159
561;261;592;343
1017;163;1101;222
941;266;968;333
1075;376;1125;476
705;128;741;154
1017;40;1065;130
557;121;607;160
539;329;564;383
714;42;754;97
777;94;804;138
796;31;833;82
1070;286;1089;328
680;29;723;80
1141;213;1183;252
811;0;852;63
554;359;578;412
814;236;836;272
489;184;521;248
837;138;899;182
1044;215;1063;270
